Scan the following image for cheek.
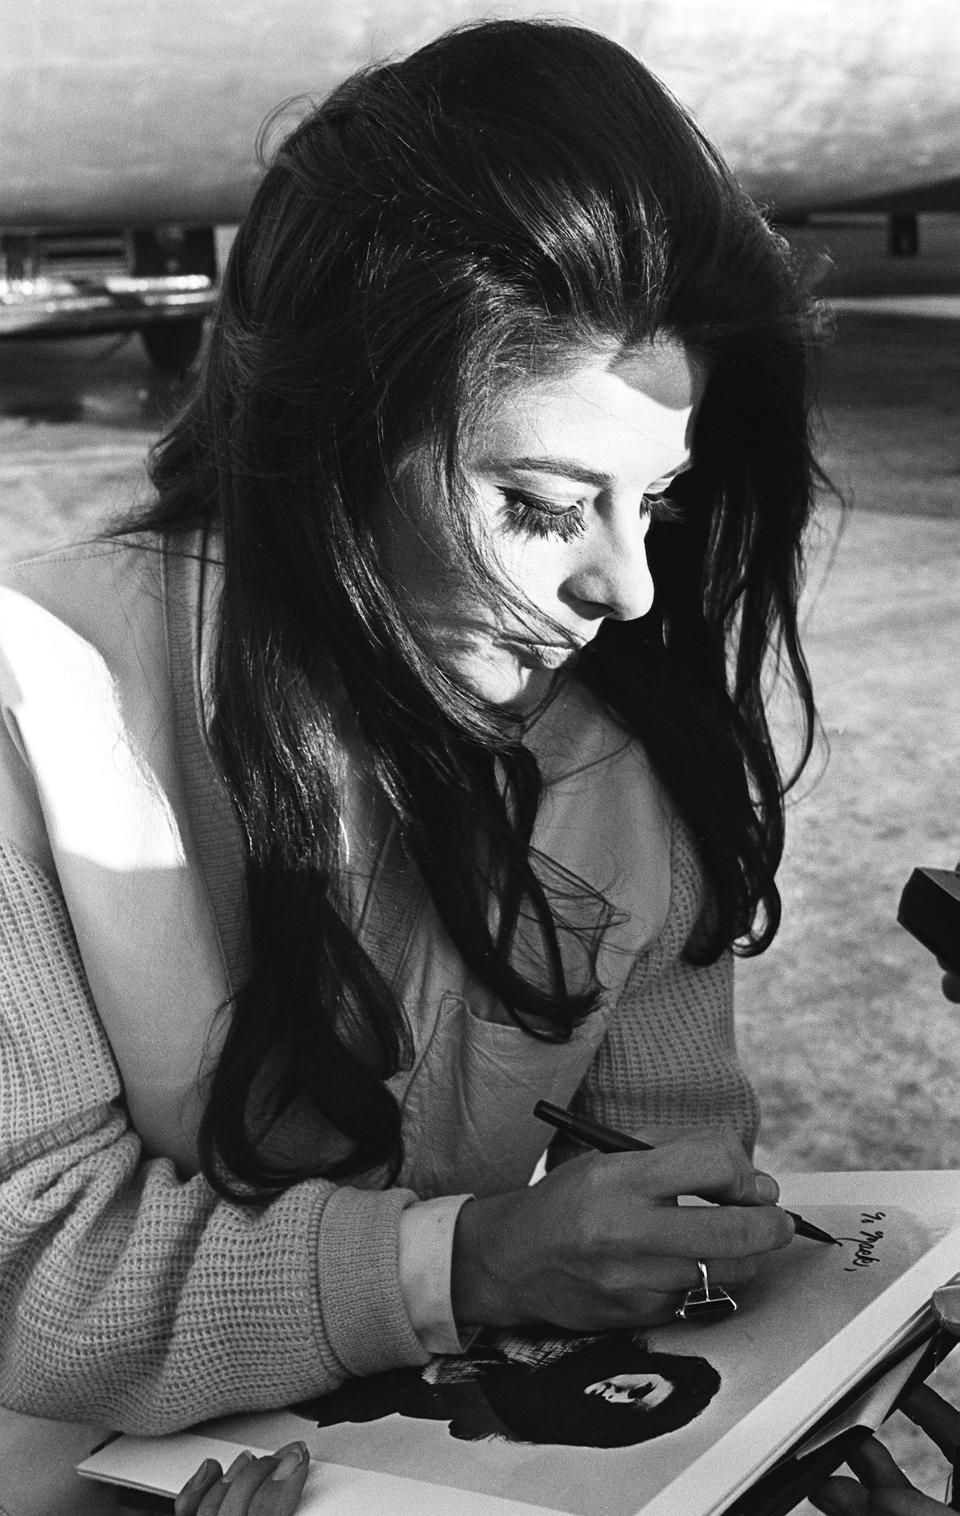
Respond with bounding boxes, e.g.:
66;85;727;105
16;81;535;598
384;526;471;611
491;535;563;609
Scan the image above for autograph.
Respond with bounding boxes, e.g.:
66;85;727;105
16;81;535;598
838;1211;886;1273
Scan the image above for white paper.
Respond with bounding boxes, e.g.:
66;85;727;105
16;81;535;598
78;1171;960;1516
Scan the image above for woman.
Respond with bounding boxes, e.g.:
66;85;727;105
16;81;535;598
0;17;824;1507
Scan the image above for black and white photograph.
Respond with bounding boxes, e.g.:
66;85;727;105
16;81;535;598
1;4;958;1514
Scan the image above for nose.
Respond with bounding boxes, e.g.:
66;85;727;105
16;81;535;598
560;510;655;623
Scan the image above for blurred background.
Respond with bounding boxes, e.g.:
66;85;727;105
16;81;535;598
1;0;958;1504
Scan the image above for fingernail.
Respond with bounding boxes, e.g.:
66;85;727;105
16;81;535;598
224;1450;254;1481
755;1173;779;1203
181;1458;217;1492
271;1442;308;1480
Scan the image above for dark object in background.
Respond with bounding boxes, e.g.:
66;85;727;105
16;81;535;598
0;223;215;375
898;867;960;973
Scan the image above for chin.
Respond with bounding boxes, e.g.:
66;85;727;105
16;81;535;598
497;671;555;716
452;652;556;715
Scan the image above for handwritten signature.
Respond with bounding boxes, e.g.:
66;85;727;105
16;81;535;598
838;1210;886;1272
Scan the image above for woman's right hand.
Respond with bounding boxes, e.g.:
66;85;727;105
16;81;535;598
451;1125;794;1330
175;1443;310;1515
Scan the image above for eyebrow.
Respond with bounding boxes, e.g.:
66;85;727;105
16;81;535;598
479;455;692;490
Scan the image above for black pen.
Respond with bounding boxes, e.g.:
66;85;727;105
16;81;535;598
533;1100;841;1246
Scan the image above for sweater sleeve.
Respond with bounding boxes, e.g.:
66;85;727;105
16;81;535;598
0;837;428;1434
556;815;761;1157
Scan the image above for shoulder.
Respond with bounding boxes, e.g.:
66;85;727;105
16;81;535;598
0;535;170;720
0;536;178;856
0;534;163;650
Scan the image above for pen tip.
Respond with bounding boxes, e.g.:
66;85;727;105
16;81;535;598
788;1213;843;1246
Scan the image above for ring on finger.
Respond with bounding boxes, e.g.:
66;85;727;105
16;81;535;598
676;1258;738;1323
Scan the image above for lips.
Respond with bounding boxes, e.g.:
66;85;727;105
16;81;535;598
523;643;575;670
507;638;587;671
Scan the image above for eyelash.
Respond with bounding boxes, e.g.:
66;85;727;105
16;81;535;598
501;490;585;542
500;488;684;542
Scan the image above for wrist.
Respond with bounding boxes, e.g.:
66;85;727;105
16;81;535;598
450;1193;523;1329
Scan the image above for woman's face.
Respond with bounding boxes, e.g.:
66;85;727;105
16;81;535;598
386;340;702;714
584;1372;674;1410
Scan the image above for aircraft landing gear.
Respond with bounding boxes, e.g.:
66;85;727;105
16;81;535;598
132;225;216;375
140;317;206;375
888;213;919;257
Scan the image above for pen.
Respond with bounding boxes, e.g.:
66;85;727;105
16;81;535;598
533;1100;841;1246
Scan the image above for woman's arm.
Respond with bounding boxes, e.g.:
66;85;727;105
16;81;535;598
0;836;427;1433
450;1124;790;1329
552;812;760;1156
444;807;786;1334
569;943;759;1149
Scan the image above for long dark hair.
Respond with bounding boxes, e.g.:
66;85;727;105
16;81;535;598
134;19;824;1199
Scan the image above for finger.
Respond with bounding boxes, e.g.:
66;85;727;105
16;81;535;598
937;958;960;1002
901;1383;960;1460
194;1452;275;1516
810;1475;872;1515
941;970;960;1003
624;1199;794;1259
692;1253;761;1286
175;1459;223;1516
249;1443;311;1516
594;1252;761;1293
551;1259;761;1329
617;1127;778;1207
812;1474;943;1516
833;1442;952;1511
871;1494;955;1515
842;1489;957;1516
656;1125;782;1205
550;1255;758;1324
216;1455;284;1516
846;1437;917;1491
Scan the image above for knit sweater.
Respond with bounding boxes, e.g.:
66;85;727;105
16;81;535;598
0;535;759;1445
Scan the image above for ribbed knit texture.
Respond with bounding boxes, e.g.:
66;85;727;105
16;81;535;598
0;534;760;1447
0;838;425;1433
579;813;760;1147
0;818;757;1429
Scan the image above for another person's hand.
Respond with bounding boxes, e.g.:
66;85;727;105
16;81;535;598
174;1443;310;1515
451;1125;793;1330
938;959;960;1004
811;1435;951;1514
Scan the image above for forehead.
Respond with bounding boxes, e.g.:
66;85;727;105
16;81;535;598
473;340;702;474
